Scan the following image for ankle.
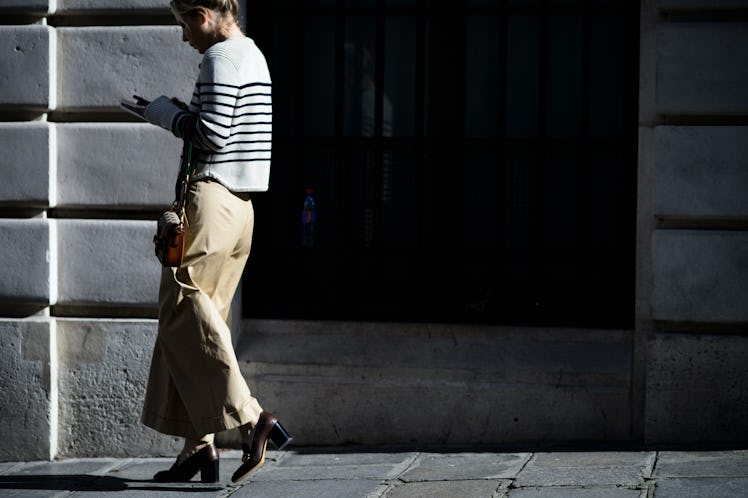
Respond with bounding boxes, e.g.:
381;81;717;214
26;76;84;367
239;423;253;447
178;436;214;464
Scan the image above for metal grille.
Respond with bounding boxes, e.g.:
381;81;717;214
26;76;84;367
243;0;638;327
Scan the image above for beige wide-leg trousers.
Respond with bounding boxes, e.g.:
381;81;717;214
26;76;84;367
142;180;263;439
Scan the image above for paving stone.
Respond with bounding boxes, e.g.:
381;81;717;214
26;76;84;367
514;452;654;488
652;477;748;498
654;450;748;477
96;458;175;482
0;452;746;498
108;452;235;483
248;450;415;482
399;452;531;482
81;465;225;496
279;451;416;468
0;459;122;497
0;485;70;498
235;479;385;498
385;480;504;498
74;482;224;497
508;488;641;498
8;459;121;476
102;452;278;487
0;462;21;475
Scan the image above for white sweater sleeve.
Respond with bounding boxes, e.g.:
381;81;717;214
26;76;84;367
189;52;241;151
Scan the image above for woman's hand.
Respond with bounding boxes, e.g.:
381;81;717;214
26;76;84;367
144;95;184;132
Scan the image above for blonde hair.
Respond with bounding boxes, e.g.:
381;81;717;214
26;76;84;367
170;0;239;21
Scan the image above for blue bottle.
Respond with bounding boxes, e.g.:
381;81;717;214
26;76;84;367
301;188;317;248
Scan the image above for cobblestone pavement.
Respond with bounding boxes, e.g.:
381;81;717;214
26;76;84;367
1;447;747;497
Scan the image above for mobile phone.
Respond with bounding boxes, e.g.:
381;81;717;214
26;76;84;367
133;95;150;106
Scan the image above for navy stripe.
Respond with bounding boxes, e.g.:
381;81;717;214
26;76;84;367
195;121;222;149
201;115;272;129
195;81;271;89
199;157;271;165
208;148;271;156
225;139;272;145
197;92;272;102
230;130;272;135
201;109;273;119
200;100;272;109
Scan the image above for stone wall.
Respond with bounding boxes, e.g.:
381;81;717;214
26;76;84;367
0;0;201;460
640;0;748;444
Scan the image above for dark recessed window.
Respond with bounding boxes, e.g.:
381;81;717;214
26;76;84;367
244;0;637;328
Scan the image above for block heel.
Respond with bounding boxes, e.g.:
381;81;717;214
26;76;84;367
200;459;220;483
153;443;220;483
269;421;293;450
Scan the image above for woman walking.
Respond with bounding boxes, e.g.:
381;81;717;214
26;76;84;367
140;0;291;484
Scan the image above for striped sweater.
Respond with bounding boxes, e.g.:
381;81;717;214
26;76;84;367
173;36;272;192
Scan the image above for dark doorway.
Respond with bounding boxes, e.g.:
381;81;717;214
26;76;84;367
243;0;638;328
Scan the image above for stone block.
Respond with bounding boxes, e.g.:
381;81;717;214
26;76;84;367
57;0;168;11
508;489;641;498
248;450;415;482
8;458;120;477
56;219;160;308
56;0;248;17
0;122;53;207
655;126;748;218
235;321;633;446
657;23;748;115
0;219;52;305
56;319;181;457
237;479;385;498
0;0;53;14
0;25;54;109
652;230;748;323
0;319;54;462
56;123;180;208
646;332;748;444
658;0;748;9
56;27;201;111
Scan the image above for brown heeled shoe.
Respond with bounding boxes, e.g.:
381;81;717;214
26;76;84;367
231;411;292;483
153;443;219;483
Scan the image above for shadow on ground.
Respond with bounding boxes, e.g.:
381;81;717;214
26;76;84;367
0;475;223;493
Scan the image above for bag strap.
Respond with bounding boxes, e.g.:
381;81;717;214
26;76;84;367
174;115;197;214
